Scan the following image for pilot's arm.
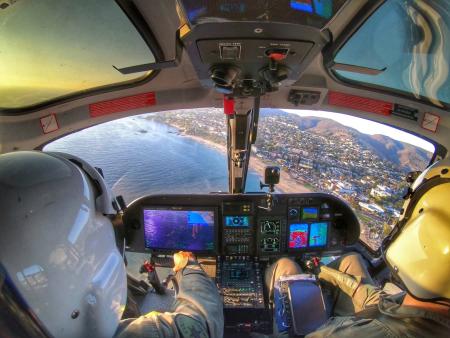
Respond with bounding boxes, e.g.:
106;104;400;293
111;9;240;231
115;252;224;338
318;265;383;313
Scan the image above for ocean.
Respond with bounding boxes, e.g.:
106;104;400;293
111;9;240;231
44;115;263;204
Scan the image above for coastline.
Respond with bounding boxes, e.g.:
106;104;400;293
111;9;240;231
183;134;312;193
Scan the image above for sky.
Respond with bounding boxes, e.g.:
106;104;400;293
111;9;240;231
284;109;435;153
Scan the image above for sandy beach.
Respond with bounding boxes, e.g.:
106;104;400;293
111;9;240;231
184;134;312;193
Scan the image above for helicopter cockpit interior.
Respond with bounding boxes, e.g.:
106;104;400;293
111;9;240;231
1;0;449;337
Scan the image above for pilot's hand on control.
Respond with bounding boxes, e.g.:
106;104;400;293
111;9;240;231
318;265;361;297
173;251;196;272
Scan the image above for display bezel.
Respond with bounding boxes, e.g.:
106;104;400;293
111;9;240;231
141;205;219;255
287;221;330;251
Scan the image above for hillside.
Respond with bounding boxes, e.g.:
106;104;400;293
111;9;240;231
262;109;432;172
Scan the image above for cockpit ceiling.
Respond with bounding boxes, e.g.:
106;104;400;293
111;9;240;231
178;0;348;29
0;0;449;154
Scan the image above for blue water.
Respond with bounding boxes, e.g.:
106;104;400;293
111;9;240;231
45;116;262;203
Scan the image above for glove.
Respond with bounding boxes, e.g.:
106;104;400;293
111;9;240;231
318;265;362;298
173;251;196;272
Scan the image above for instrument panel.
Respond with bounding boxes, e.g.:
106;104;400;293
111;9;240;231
123;193;360;256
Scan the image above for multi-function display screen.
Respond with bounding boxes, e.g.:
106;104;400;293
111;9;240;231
302;207;319;220
309;222;328;247
289;223;309;248
225;215;250;227
143;208;216;252
289;222;328;249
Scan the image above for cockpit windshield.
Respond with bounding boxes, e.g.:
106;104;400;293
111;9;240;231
253;109;434;250
44;108;435;250
44;110;263;202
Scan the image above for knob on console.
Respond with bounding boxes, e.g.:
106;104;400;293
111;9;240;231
289;208;299;217
210;65;241;93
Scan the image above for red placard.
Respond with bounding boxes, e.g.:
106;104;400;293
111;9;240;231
89;92;156;118
223;96;235;115
328;91;393;116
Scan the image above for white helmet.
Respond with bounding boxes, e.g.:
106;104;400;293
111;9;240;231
0;151;127;337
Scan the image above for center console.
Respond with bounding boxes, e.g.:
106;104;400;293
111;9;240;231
220;201;270;331
217;256;271;333
216;256;264;308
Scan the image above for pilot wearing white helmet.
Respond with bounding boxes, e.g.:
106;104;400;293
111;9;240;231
0;151;223;338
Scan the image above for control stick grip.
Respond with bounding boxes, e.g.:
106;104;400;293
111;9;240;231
305;256;322;275
140;261;166;295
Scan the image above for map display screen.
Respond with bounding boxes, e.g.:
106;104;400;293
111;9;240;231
289;223;309;248
309;222;328;247
143;208;216;252
225;215;250;227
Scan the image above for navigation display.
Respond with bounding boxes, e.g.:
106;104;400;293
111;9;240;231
225;215;250;227
302;207;319;220
143;208;216;252
289;223;309;248
309;222;328;247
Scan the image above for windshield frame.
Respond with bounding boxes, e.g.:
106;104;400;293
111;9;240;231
0;0;164;117
323;0;450;111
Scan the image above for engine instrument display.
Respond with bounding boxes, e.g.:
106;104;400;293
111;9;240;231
225;215;250;227
289;223;309;248
143;207;217;252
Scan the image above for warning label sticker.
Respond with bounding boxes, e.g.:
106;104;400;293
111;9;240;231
421;112;440;132
40;114;59;134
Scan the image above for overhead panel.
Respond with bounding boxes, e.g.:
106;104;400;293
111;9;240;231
178;0;336;99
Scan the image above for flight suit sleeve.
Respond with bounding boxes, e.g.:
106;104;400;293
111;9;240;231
115;263;224;338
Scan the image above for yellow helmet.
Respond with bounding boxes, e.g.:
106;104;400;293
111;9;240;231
384;158;450;301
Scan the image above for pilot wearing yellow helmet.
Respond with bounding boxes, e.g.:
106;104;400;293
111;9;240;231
263;158;450;337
